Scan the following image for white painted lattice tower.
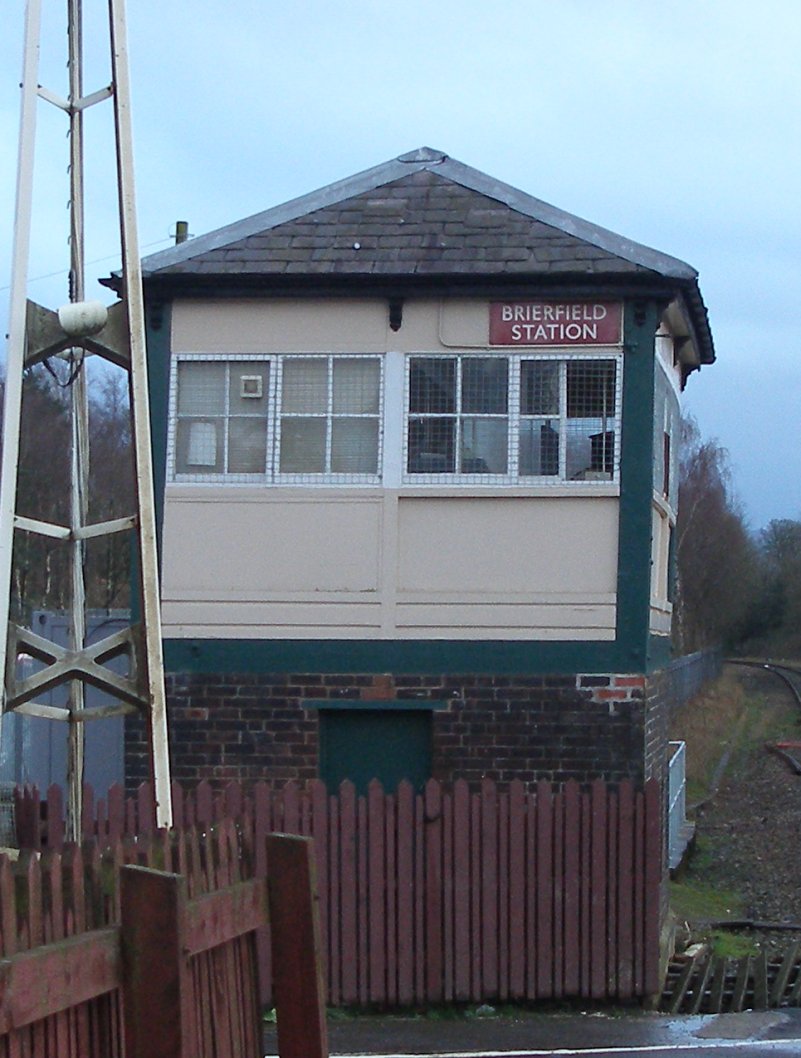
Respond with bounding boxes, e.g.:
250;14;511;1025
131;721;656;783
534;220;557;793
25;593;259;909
0;0;172;836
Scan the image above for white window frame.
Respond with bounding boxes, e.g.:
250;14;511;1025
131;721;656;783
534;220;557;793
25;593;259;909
168;353;383;485
402;351;623;486
167;349;622;488
275;354;384;485
169;353;277;484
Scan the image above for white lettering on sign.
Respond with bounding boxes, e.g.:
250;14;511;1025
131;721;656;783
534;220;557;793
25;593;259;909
509;322;602;341
489;301;622;346
500;303;609;324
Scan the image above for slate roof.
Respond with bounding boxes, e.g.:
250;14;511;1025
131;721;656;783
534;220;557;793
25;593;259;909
139;147;713;363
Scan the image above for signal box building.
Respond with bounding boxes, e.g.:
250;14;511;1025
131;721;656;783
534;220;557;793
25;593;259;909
129;148;714;794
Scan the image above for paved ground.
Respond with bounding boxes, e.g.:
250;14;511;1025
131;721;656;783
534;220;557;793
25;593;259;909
264;1007;801;1056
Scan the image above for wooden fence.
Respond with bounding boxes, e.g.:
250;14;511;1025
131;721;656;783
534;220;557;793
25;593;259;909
0;825;327;1058
16;776;663;1005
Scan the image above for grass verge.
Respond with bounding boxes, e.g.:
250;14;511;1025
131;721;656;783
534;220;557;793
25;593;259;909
668;666;801;957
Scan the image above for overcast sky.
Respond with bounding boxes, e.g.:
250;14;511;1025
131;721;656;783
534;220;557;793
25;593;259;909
1;0;799;532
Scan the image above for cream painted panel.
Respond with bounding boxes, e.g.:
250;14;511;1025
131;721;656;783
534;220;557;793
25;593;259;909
397;497;618;594
655;331;683;390
650;606;672;635
161;494;381;593
171;298;389;352
162;618;614;641
394;299;486;350
162;599;381;635
171;297;500;355
397;627;615;641
436;300;490;348
396;602;615;629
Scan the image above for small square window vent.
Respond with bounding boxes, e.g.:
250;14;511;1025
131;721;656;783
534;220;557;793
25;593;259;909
240;375;263;399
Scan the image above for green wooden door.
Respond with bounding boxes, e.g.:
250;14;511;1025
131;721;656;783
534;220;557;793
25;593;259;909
319;708;432;793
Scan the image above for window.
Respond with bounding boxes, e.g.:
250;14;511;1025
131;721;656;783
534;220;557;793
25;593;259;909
407;357;509;474
405;354;620;483
171;351;621;487
170;354;382;483
174;360;270;476
278;356;381;478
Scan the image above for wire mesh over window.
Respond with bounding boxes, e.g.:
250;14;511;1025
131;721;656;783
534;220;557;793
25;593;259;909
174;360;269;478
407;354;620;483
278;356;381;479
407;358;509;477
171;352;620;487
563;359;617;481
171;354;382;484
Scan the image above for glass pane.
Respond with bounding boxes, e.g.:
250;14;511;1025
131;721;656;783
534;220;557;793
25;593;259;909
331;419;379;473
333;359;380;414
408;359;456;413
407;418;455;473
521;360;559;415
279;417;326;473
175;418;223;473
228;417;268;473
229;362;270;414
177;361;225;414
460;418;507;473
461;358;508;414
281;358;328;413
566;360;616;418
565;422;614;480
519;420;560;476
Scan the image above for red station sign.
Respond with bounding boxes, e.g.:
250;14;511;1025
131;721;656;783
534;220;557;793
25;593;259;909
489;300;623;346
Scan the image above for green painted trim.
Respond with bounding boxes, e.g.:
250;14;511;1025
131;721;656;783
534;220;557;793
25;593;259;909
164;637;635;676
133;302;172;625
647;633;674;671
145;301;173;551
615;300;662;671
303;699;447;711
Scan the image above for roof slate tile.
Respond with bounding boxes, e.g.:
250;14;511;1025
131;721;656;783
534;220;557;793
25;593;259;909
156;169;652;280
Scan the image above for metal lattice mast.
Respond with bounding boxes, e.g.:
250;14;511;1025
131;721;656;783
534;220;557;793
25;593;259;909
0;0;172;836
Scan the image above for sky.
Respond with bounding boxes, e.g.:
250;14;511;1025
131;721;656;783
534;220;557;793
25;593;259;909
1;0;799;533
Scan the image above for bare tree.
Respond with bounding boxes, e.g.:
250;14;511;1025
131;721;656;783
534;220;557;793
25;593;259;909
86;371;134;610
0;364;135;621
4;366;72;620
674;416;759;653
748;519;801;655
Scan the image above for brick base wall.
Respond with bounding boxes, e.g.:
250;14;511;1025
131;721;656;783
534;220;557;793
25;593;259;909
126;669;670;791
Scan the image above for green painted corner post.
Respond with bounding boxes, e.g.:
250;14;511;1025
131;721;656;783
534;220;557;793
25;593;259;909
267;834;329;1058
120;866;194;1058
616;298;663;672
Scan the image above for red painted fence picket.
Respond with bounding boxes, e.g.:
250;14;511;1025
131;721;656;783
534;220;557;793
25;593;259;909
0;827;326;1058
15;775;664;1006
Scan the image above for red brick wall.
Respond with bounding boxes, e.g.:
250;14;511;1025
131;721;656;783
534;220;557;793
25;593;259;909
126;668;670;792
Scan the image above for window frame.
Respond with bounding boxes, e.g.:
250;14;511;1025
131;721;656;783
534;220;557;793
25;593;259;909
170;354;277;483
168;349;623;488
402;351;623;486
168;352;384;485
275;354;384;485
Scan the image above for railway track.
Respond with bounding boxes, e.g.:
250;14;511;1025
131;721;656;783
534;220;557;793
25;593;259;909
727;659;801;710
727;660;801;773
661;660;801;1014
663;942;801;1014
